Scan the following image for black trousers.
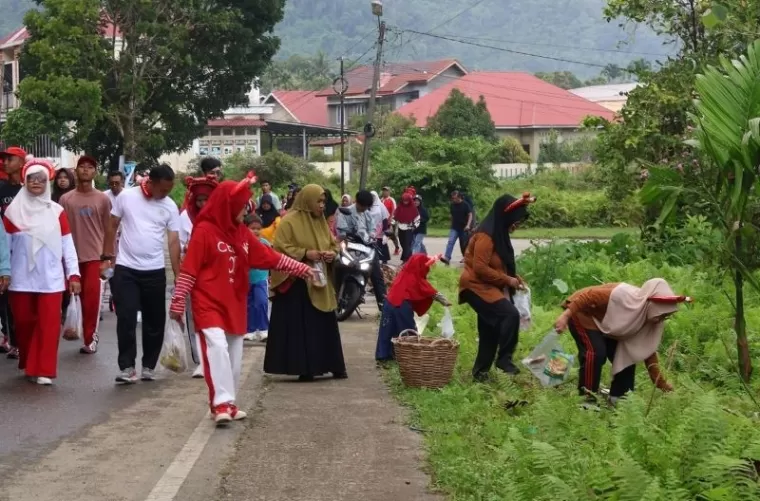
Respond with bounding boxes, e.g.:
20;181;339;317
461;290;520;378
568;319;635;398
112;265;167;371
0;293;15;347
398;229;414;262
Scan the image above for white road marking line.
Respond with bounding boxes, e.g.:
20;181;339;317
143;414;215;501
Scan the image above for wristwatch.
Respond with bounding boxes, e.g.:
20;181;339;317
100;255;114;262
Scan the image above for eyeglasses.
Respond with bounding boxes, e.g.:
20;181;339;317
26;175;48;184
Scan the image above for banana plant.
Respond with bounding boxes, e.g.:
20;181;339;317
642;40;760;381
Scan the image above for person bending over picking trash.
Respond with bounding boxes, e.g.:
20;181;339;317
554;278;690;405
169;173;314;425
375;253;450;362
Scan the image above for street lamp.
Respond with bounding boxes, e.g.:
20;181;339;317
371;0;383;17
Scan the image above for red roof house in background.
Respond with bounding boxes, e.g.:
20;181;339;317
264;90;329;127
396;72;616;161
316;59;467;128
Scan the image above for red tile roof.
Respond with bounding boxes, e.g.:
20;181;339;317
0;27;29;49
316;59;466;97
207;119;266;128
396;72;616;129
268;91;328;126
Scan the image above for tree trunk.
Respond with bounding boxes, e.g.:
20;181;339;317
735;233;753;381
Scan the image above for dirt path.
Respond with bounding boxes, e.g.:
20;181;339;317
215;301;443;501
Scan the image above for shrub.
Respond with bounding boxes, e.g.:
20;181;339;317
497;136;531;164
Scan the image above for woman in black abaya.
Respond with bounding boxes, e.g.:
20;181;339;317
264;184;347;381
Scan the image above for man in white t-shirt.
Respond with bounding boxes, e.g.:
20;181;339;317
102;164;181;384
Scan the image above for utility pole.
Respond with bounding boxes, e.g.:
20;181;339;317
333;58;349;195
359;3;385;190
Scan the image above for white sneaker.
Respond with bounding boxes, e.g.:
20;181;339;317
243;332;257;341
141;368;156;381
192;365;204;379
36;377;53;386
257;330;268;342
137;311;142;323
115;368;139;384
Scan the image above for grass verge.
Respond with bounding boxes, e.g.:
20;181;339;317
425;226;637;239
384;264;760;500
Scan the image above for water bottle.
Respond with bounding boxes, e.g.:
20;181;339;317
312;261;327;288
101;267;114;280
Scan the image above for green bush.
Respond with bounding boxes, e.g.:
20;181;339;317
388;239;760;501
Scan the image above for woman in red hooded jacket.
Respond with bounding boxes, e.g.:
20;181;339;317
375;254;450;361
169;174;314;425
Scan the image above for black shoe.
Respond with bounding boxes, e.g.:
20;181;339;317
473;371;491;383
298;375;315;382
440;257;451;266
499;361;521;375
332;372;348;379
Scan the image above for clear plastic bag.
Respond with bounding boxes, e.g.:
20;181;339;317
62;296;83;341
513;287;532;331
414;313;430;335
159;319;190;373
438;307;455;339
521;331;574;387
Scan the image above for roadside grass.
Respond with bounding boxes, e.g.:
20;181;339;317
425;226;637;239
383;262;760;500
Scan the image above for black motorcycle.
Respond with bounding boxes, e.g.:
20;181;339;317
335;231;377;322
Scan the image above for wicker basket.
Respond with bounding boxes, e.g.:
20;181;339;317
392;330;459;389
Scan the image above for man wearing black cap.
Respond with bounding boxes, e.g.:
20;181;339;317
0;146;26;358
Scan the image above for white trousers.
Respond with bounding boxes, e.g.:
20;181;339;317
197;328;244;407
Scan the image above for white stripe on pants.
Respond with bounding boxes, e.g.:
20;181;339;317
197;328;244;407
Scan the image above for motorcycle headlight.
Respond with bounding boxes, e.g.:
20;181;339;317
359;262;370;271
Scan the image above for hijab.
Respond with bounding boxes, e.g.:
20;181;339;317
270;184;338;312
257;194;279;228
51;168;75;203
324;188;339;218
193;177;256;299
341;194;352;207
595;279;684;375
386;254;438;316
182;175;218;222
6;160;62;271
394;192;419;224
474;194;530;276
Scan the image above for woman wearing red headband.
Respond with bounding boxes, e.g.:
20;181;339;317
554;278;689;404
4;159;81;385
169;174;314;425
459;193;535;381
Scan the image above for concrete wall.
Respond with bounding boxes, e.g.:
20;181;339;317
496;128;596;162
492;162;585;179
311;161;351;182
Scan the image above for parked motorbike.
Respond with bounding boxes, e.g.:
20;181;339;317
335;232;376;321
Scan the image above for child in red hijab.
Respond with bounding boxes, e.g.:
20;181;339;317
375;254;451;361
169;174;313;425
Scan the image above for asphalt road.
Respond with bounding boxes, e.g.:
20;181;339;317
0;237;535;500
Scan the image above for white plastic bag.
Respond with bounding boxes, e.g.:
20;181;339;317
438;307;455;339
521;331;575;387
513;287;532;331
414;313;430;335
62;296;83;341
159;319;190;373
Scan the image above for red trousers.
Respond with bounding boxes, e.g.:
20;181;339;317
10;291;63;378
79;261;103;345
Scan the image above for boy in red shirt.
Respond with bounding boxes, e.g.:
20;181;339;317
169;174;313;424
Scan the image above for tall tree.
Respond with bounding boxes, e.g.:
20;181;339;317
427;89;496;141
258;52;334;94
2;0;285;167
534;71;583;89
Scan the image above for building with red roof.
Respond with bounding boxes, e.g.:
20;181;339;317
396;72;616;161
264;90;329;127
317;59;467;128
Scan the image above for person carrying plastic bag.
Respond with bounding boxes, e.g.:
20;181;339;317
375;254;451;362
62;296;83;341
168;173;314;425
159;317;190;373
554;279;690;404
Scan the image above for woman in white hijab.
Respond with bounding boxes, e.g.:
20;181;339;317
4;159;81;385
554;278;690;403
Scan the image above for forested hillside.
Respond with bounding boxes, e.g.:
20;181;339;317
0;0;671;77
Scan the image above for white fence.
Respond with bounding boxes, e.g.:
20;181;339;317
492;162;585;179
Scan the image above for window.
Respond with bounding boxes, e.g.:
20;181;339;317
235;128;247;136
207;128;221;136
522;144;530;155
222;128;233;136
